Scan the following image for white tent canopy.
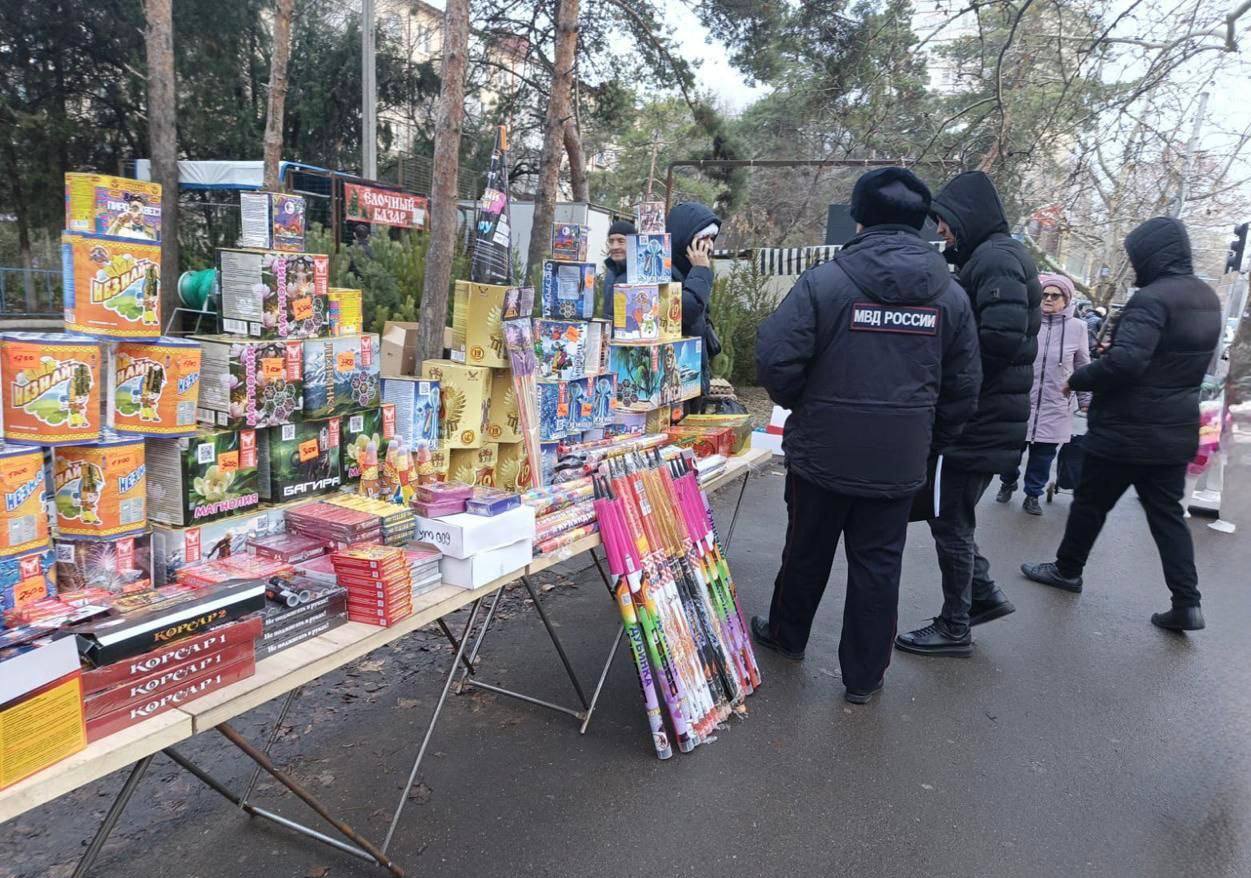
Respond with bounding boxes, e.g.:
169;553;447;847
133;159;326;190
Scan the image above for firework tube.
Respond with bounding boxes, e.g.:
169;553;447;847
534;504;598;542
521;478;594;515
533;522;599;556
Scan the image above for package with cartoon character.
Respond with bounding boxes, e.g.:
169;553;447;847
108;337;201;436
1;333;101;446
64;173;162;241
340;403;396;482
420;360;489;449
625;234;672;284
145;426;260;527
540;260;596;319
551;223;590;262
534;320;589;380
0;447;49;557
609;337;703;412
256;417;342;502
217;248;330;338
52;434;146;539
611;285;661;342
62;232;162;339
0;546;56;615
150;506;287;586
194;336;303;429
54;532;152;594
302;333;380;418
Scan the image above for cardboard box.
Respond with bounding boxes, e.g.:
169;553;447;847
52;435;146;539
150;506;288;585
609;338;703;412
448;443;498;487
415;504;535;558
0;446;49;557
539;442;559;486
665;425;734;459
0;332;102;447
83;637;255;720
541;260;596;320
439;538;532;589
1;672;86;790
612;284;661;342
194;335;304;429
537;381;571;441
216;249;330;338
238;191;306;252
81;616;263;695
678;413;754;454
65;172;161;240
62;232;162;340
535;319;589;380
146;427;260;527
427;446;451;481
658;283;683;341
633;201;665;234
0;547;56;616
328;288;364;336
587;319;611;374
108;337;202;437
494;441;533;492
341;404;396;482
302;333;380;418
626;233;672;284
257;417;342;503
609;406;677;436
451;281;510;368
0;634;80;706
257;614;347;660
551;223;590;262
55;532;152;594
485;368;521;443
420;360;490;449
382;377;441;450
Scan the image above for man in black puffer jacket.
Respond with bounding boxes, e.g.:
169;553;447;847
753;168;981;704
1023;217;1221;632
896;171;1042;658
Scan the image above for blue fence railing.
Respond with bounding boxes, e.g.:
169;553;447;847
0;268;61;318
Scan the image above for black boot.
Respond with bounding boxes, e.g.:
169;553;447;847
1023;495;1043;516
1021;561;1083;593
1150;606;1205;632
969;589;1016;626
894;619;973;657
996;482;1016;503
844;682;884;705
750;615;805;661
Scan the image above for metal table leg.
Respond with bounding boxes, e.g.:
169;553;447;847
72;755;154;878
721;469;752;552
239;685;303;807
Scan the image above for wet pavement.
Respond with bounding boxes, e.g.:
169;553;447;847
3;451;1249;878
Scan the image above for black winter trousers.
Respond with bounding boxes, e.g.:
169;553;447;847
928;466;999;637
766;470;911;692
1055;456;1200;607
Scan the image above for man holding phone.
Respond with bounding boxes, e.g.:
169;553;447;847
667;202;722;401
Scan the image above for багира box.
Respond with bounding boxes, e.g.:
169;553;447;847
62;232;162;340
420;360;489;449
216;249;330;338
609;338;703;412
381;377;440;451
341;404;396;482
150;506;287;586
451;281;510;368
64;173;161;241
146;427;260;527
257;417;342;502
194;336;303;429
540;260;596;320
52;434;147;540
625;234;672;285
302;333;380;418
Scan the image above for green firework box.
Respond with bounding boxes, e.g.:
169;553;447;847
145;426;260;527
256;417;342;502
340;403;396;482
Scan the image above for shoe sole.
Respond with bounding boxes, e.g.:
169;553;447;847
844;688;883;705
893;639;974;658
1151;618;1205;632
969;602;1016;627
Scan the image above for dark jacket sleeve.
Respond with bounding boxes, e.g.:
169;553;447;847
933;301;982;452
680;265;714;341
967;249;1030;378
1069;293;1165;392
756;273;816;410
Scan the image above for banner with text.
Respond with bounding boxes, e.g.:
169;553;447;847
343;183;428;230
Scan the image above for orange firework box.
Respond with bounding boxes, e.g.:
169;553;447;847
0;447;49;557
0;332;102;446
108;337;202;437
62;232;162;339
52;434;147;540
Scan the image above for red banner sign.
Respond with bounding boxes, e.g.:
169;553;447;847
343;183;428;230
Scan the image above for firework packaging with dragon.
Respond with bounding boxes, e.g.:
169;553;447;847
194;336;303;429
382;377;439;450
52;434;146;540
64;172;161;240
216;249;330;338
62;232;161;339
108;337;201;436
302;333;380;418
451;281;511;368
420;360;489;449
145;427;260;527
256;417;342;502
0;447;49;557
54;533;152;595
1;332;101;446
341;403;396;481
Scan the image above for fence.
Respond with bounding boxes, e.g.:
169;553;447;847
0;268;61;318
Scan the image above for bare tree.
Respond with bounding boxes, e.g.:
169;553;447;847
144;0;179;325
419;0;470;364
262;0;297;191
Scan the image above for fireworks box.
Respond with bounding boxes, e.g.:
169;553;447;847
383;376;441;449
259;580;346;644
536;381;570;441
541;261;596;320
609;338;703;412
249;532;328;565
633;201;665;234
80;617;262;696
258;613;347;660
55;532;152;595
439;537;532;589
328;288;364;336
587;319;611;374
194;336;304;429
551;223;591;262
52;434;147;540
62;232;162;340
535;319;590;380
216;249;330;339
302;333;381;418
465;487;520;517
146;426;260;527
538;442;559;487
0;446;49;557
494;441;533;492
451;281;510;368
448;443;498;487
256;417;342;503
341;404;396;482
420;360;490;450
665;425;735;459
0;546;56;616
72;578;267;666
108;337;202;437
1;332;103;447
286;501;379;546
414;481;473;504
485;369;521;444
0;668;86;790
414;504;534;559
608;406;677;436
612;284;660;342
238;190;307;252
150;505;288;586
625;234;672;285
677;413;753;454
65;172;162;240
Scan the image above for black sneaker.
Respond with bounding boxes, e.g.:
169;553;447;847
969;592;1016;626
750;616;805;661
1150;606;1205;632
1021;561;1083;593
894;619;973;657
1023;496;1043;516
844;683;884;705
996;483;1016;503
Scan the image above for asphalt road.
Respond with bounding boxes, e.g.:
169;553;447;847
4;451;1249;878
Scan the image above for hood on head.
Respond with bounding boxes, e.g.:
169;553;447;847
837;228;954;307
930;171;1010;259
1124;217;1193;287
1039;272;1077;316
667;202;721;276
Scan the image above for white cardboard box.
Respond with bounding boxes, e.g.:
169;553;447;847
0;635;80;706
415;505;535;559
439;539;532;589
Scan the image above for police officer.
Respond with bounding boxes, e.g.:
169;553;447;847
752;167;982;705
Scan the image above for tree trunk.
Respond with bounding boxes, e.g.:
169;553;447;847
525;0;580;279
564;118;588;202
145;0;179;328
263;0;296;191
418;0;469;364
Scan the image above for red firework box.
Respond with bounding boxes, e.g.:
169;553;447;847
333;545;412;626
177;553;295;589
663;425;736;460
248;532;329;565
81;616;262;695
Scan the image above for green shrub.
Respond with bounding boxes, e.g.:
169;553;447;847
708;259;778;387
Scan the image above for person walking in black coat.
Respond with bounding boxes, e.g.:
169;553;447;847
667;202;722;399
752;168;981;704
895;170;1042;658
1022;217;1222;631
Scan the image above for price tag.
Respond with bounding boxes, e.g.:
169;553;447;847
336;351;356;372
260;358;284;380
581;402;593;417
216;450;239;473
557;401;569;417
291;297;314;320
298;439;320;462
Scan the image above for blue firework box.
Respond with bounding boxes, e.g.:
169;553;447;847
534;319;589;381
381;377;441;451
1;544;56;615
609;337;702;412
302;333;380;418
625;234;672;285
536;381;571;442
540;260;596;319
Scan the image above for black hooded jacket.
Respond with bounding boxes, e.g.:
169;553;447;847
600;256;626;323
1070;217;1221;465
930;171;1042;472
756;226;982;498
668;202;722;392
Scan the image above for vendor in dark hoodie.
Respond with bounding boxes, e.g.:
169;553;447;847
668;201;722;398
599;218;635;323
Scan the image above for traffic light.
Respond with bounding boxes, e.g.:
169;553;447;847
1226;222;1248;274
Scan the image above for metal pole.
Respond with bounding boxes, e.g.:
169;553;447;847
362;0;378;180
520;574;590;709
72;756;155;878
1172;90;1210;218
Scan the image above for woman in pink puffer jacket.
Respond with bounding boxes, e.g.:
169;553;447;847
996;273;1092;515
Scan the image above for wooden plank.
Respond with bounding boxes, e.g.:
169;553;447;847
0;711;191;824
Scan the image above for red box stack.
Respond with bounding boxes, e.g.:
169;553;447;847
331;546;413;627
